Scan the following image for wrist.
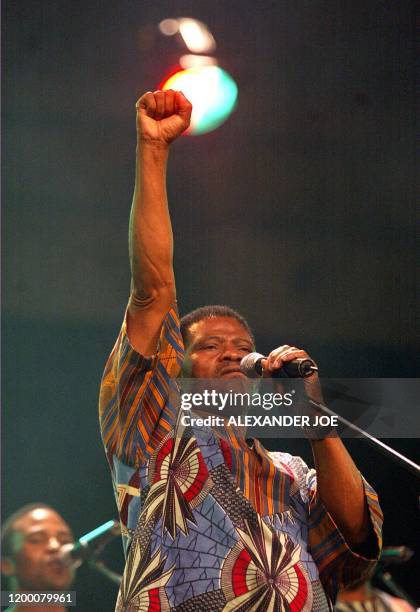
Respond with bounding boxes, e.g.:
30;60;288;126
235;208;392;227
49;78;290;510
306;428;337;442
138;138;170;152
302;413;337;441
137;141;169;166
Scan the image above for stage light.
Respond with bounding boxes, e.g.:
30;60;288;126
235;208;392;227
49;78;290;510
161;65;238;135
179;54;217;69
158;18;216;54
159;19;179;36
178;18;216;54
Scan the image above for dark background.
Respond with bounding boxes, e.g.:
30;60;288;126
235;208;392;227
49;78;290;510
2;1;418;610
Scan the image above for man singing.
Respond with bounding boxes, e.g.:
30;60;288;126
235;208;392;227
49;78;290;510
1;504;75;612
99;90;382;611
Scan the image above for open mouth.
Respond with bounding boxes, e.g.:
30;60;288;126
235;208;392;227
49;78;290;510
46;559;67;572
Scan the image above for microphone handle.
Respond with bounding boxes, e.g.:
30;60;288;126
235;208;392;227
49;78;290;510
282;358;317;378
260;357;317;378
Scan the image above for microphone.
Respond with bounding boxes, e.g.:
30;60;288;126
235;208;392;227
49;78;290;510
58;520;120;568
240;352;318;378
379;546;414;565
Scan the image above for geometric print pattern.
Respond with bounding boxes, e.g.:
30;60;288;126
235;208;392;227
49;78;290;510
220;515;313;610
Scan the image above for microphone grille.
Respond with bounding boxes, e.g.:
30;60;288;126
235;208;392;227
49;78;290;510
240;352;265;377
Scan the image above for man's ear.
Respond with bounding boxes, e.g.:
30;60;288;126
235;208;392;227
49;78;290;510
1;557;16;577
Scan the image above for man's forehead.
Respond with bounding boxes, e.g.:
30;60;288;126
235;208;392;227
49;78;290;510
190;317;252;340
14;508;69;533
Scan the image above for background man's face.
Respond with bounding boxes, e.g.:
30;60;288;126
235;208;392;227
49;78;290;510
184;317;254;379
9;507;75;591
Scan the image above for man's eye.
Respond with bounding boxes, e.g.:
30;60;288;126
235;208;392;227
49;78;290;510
203;344;217;350
27;535;45;544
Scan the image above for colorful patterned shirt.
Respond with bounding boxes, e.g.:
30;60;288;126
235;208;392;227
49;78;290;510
99;307;383;611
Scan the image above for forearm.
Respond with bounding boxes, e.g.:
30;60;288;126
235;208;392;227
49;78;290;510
129;141;175;302
265;346;376;550
310;437;371;547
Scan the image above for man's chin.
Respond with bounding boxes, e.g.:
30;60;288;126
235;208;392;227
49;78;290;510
43;578;74;590
216;374;251;397
41;569;74;591
219;371;247;379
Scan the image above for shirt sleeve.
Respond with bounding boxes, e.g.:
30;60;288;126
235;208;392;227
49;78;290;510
99;305;184;467
305;466;383;602
279;453;382;602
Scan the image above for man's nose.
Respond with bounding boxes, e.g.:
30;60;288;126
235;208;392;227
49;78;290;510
46;536;61;551
220;345;242;361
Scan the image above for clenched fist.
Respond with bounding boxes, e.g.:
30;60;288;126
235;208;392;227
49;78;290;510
136;90;192;145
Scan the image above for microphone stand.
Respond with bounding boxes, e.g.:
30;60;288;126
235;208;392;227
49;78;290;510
374;565;417;608
70;519;123;586
308;399;420;478
89;558;122;585
87;535;122;585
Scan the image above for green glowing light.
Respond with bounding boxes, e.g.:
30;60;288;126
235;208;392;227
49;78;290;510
162;66;238;135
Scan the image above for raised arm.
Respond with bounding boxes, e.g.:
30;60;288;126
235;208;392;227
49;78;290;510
127;90;192;356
